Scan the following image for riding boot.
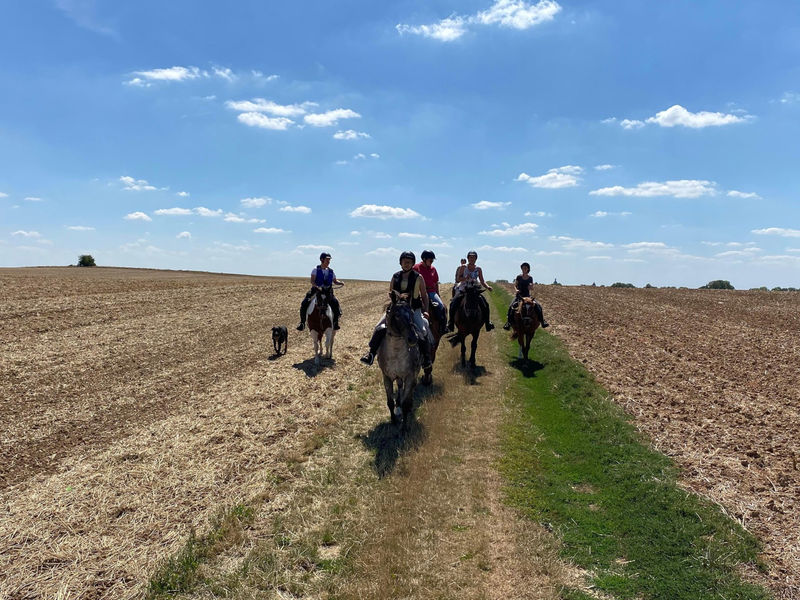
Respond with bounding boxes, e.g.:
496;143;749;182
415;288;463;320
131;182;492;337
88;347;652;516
297;295;311;330
331;298;342;330
480;296;495;331
360;325;387;365
419;337;432;370
503;303;514;330
447;296;458;332
333;312;341;330
535;301;550;328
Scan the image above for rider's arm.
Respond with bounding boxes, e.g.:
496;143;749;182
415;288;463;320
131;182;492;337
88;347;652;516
477;267;493;291
418;277;430;313
455;265;466;283
309;269;317;288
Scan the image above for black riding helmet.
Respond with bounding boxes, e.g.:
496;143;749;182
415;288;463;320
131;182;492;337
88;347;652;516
421;249;436;260
319;252;332;261
399;250;416;265
467;250;478;259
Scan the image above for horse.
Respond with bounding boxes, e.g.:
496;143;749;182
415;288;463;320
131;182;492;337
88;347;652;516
377;291;421;428
448;279;485;369
511;297;540;361
306;285;335;366
421;298;444;386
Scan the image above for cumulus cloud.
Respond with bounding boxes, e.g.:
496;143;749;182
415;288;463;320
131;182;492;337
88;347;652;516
590;210;631;218
590;180;717;198
620;119;645;130
154;207;193;216
241;197;272;208
24;196;44;202
397;0;561;41
237;112;294;130
67;226;95;231
550;235;613;250
752;227;800;238
304;109;361;127
524;210;553;217
177;231;192;239
296;244;333;251
212;66;235;81
11;230;41;238
349;204;423;219
594;164;616;171
333;130;371;140
366;247;402;256
124;212;152;221
398;232;426;239
128;66;204;85
623;242;668;250
476;245;528;252
253;227;289;234
715;248;761;258
472;200;511;210
224;213;266;223
516;165;582;189
0;192;7;198
779;92;800;105
280;205;312;214
120;175;160;191
646;105;751;128
195;207;223;217
479;222;538;236
225;98;309;117
727;190;762;199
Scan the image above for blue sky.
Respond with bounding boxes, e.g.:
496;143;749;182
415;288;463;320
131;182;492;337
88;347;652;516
2;0;799;287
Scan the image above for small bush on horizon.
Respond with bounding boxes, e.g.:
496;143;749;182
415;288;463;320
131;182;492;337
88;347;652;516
77;254;96;267
610;282;635;288
700;280;734;290
644;283;654;288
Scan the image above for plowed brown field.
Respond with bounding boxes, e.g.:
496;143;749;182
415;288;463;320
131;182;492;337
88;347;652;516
532;284;800;597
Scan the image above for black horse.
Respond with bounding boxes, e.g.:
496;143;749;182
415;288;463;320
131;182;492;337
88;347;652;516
448;280;486;369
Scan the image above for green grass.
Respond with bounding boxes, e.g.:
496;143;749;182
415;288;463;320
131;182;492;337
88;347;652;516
490;288;771;600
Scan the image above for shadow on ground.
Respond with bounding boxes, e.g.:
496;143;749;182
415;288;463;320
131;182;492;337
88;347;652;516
451;362;488;386
292;357;336;377
509;357;544;378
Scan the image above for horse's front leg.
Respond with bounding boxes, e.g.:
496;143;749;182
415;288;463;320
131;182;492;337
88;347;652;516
400;374;417;429
460;336;467;367
469;331;479;368
325;329;334;359
384;375;399;424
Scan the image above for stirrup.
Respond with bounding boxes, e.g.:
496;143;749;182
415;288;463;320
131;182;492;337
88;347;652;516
502;322;511;330
333;322;341;330
360;352;374;365
486;322;495;331
542;321;550;328
296;322;305;331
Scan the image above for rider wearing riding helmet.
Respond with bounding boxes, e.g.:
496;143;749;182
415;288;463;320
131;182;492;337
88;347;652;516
502;261;549;330
297;252;344;331
447;250;495;333
359;251;433;368
413;249;447;331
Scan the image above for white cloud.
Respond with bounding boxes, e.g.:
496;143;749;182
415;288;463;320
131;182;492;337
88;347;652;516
524;211;553;217
623;242;668;250
335;160;349;166
591;211;608;218
237;112;294;130
590;210;631;218
304;109;361;127
590;180;717;198
715;248;761;258
120;175;159;191
727;190;762;200
350;204;423;219
779;92;800;105
25;196;43;202
476;245;528;252
225;98;309;117
241;197;272;208
646;105;751;128
280;205;312;214
195;207;223;217
752;227;800;238
366;247;402;256
224;213;265;223
124;212;152;222
620;119;645;130
333;130;371;140
550;235;613;250
472;200;511;210
67;225;95;231
0;192;8;198
479;222;538;236
130;66;204;83
587;255;611;260
516;165;582;189
373;232;392;239
594;164;616;171
252;71;279;82
370;153;380;159
11;230;41;238
154;207;193;216
397;0;560;41
212;66;235;81
398;232;426;239
177;191;190;197
253;227;289;234
177;231;192;239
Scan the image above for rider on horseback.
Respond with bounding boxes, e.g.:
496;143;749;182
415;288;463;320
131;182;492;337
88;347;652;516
413;250;447;331
360;251;433;368
297;252;344;331
503;262;549;330
446;250;494;332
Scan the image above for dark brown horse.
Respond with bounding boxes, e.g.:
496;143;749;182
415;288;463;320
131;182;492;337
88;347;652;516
511;297;540;361
421;299;444;385
448;280;485;369
307;285;335;366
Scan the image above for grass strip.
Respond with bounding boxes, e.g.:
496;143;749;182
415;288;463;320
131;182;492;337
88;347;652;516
490;288;771;600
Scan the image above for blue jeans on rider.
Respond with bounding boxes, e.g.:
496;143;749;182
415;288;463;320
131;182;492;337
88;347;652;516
428;292;446;329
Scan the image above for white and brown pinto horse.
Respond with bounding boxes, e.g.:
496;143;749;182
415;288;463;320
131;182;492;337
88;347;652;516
306;285;335;366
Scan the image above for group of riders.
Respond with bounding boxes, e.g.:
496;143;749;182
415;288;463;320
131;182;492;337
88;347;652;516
295;250;549;368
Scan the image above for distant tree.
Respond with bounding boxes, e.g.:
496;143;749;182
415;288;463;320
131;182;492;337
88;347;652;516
750;286;769;292
700;280;734;290
77;254;96;267
645;283;654;289
610;282;635;288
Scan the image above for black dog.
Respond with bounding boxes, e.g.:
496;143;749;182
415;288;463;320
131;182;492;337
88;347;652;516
272;325;288;355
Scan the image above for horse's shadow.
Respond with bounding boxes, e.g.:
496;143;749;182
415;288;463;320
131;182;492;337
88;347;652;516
510;357;544;378
292;357;336;377
452;362;488;386
268;352;286;361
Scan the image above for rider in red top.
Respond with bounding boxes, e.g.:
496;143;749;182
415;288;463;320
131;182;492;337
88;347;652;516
413;250;447;329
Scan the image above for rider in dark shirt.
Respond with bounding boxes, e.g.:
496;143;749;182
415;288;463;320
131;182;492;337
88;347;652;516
297;252;344;331
503;262;549;330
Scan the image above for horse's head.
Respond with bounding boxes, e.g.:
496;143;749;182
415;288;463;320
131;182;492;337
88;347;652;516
386;290;415;336
461;279;484;319
315;285;332;310
517;298;537;329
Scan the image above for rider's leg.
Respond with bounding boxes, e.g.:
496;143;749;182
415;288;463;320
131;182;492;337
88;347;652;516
503;302;514;330
534;300;550;328
360;317;387;365
413;310;432;369
329;295;342;330
480;294;495;331
296;290;313;330
430;292;447;331
447;294;460;332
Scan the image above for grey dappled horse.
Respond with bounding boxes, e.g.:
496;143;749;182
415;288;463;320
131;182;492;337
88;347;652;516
377;291;421;429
